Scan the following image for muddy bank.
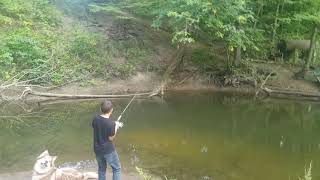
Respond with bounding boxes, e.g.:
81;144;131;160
2;69;320;103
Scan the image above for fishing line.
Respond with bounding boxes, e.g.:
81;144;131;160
117;95;136;122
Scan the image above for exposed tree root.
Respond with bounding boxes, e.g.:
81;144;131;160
160;47;186;92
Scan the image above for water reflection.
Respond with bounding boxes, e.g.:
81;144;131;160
0;92;320;179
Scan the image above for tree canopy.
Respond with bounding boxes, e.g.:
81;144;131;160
1;0;320;86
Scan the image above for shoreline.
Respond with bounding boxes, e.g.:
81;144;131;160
0;171;146;180
1;71;320;103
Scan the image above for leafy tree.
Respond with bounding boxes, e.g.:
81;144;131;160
293;0;320;77
117;0;259;66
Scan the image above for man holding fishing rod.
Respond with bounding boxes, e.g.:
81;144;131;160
92;96;135;180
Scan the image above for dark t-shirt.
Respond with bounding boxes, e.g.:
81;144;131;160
92;115;116;155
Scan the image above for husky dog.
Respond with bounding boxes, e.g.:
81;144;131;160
32;150;98;180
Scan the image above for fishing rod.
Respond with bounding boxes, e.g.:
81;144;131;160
117;95;136;122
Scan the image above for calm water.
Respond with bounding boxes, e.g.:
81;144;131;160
0;92;320;180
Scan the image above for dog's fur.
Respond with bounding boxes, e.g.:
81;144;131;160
32;150;98;180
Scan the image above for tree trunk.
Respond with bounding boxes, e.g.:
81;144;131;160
312;41;318;64
234;46;241;66
301;26;318;78
272;3;280;44
293;49;299;64
253;2;264;30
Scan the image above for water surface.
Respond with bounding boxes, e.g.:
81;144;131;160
0;92;319;180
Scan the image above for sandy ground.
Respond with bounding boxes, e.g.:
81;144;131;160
0;171;144;180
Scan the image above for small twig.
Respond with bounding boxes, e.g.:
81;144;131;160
255;71;274;97
178;70;197;85
0;66;50;87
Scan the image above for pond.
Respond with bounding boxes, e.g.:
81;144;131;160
0;92;320;180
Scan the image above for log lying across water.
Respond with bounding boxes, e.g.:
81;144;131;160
263;87;320;101
24;87;160;99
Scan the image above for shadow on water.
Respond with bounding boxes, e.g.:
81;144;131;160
1;92;320;180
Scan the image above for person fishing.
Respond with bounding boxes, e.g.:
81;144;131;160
92;99;124;180
92;96;135;180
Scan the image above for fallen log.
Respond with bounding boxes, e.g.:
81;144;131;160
23;87;160;99
263;87;320;101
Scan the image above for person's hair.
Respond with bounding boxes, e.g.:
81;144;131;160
100;100;113;114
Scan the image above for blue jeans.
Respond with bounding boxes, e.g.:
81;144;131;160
96;151;121;180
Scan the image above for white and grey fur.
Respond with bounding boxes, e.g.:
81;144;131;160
32;150;98;180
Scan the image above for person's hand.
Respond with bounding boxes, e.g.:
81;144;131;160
115;121;124;133
116;121;124;128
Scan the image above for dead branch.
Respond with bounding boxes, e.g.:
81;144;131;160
0;68;56;89
0;110;47;126
178;70;198;85
313;71;320;84
0;68;90;101
255;71;275;97
160;47;186;93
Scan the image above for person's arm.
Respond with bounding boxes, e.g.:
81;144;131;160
108;122;117;141
107;121;123;141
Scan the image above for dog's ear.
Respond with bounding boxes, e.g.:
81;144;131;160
52;156;57;163
37;150;49;159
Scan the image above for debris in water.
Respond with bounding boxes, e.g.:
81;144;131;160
280;136;284;148
130;144;137;152
201;145;208;153
131;154;140;165
201;175;211;180
308;105;312;112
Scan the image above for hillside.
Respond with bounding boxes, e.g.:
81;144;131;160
1;0;320;101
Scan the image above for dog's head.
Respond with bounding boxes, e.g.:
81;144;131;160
33;150;57;175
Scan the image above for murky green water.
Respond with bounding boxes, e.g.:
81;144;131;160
1;92;320;180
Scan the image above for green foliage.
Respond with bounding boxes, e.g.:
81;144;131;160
119;0;259;51
117;0;320;63
0;0;141;85
2;0;320;86
191;48;219;68
0;0;60;83
89;3;126;15
69;28;100;61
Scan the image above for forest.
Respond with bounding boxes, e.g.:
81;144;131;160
1;0;320;96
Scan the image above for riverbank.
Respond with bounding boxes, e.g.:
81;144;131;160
0;171;146;180
1;68;318;103
16;63;319;102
